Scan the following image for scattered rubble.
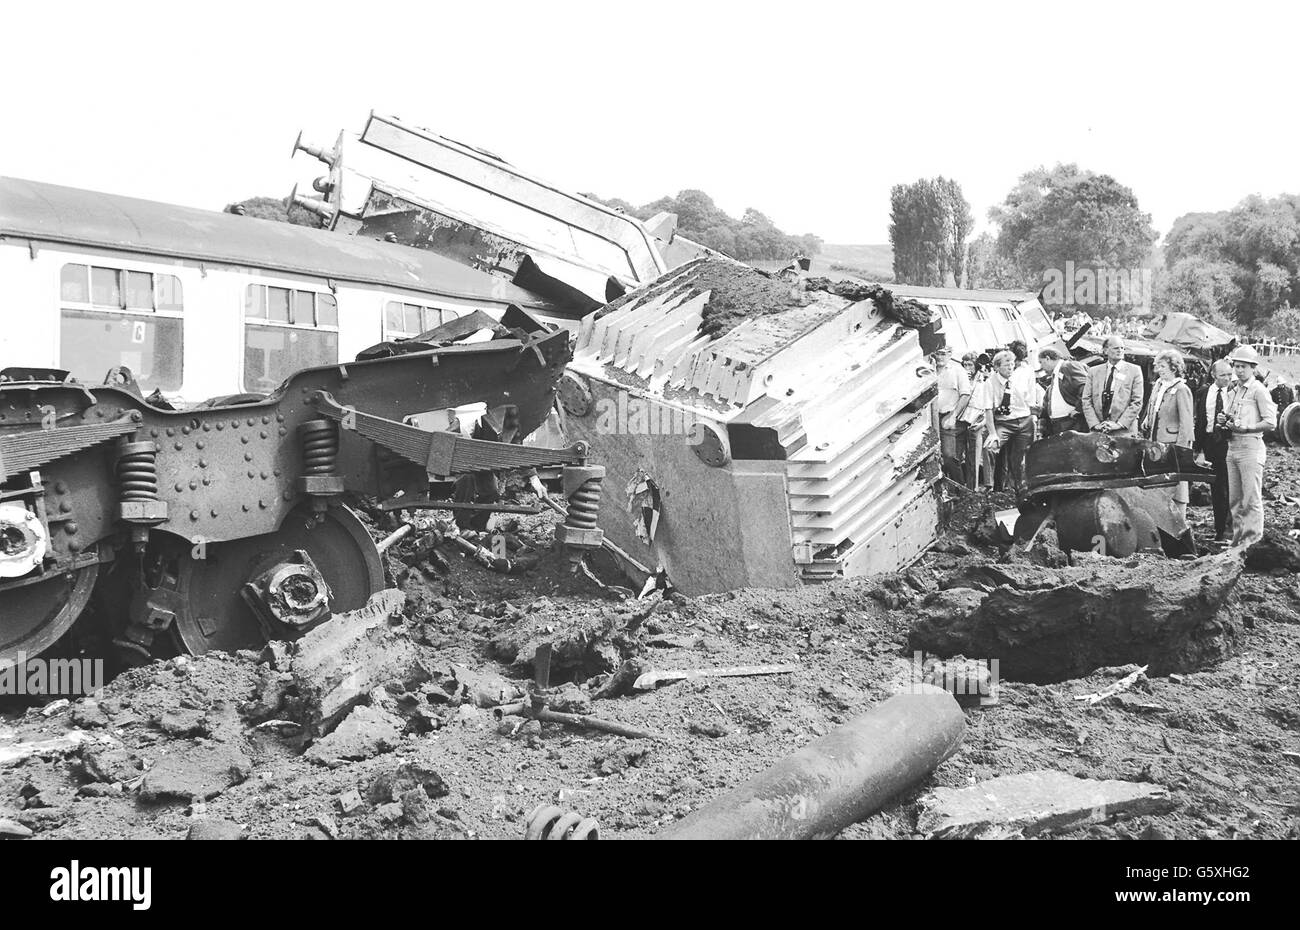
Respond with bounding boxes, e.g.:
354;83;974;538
917;770;1175;839
303;705;403;766
139;742;251;803
186;819;246;840
1;446;1299;839
1245;528;1300;572
288;589;424;735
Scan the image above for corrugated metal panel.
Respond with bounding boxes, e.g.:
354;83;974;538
571;258;941;589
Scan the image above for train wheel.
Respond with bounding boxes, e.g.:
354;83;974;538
1279;402;1300;448
0;561;99;667
171;503;384;655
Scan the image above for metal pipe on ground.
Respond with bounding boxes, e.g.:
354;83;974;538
375;523;413;555
655;685;965;840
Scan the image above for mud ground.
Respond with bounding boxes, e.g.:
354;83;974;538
3;449;1299;841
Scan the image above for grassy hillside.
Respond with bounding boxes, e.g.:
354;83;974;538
747;244;894;282
816;243;894;280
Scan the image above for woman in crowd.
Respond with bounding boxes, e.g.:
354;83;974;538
1142;349;1195;522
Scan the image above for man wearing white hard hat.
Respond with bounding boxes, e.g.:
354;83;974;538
1218;345;1277;548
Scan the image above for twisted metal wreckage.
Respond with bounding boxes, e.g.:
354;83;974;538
3;112;1214;672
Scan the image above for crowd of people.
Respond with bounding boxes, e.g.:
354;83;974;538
932;337;1279;548
1049;310;1146;338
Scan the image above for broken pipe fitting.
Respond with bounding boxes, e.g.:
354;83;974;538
655;685;965;840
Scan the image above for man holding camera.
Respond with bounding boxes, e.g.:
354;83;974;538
1218;346;1277;548
981;349;1040;495
1082;335;1144;436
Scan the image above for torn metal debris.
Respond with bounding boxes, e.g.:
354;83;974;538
562;257;944;593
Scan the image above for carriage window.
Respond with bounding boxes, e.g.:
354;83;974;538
61;264;89;302
268;287;291;323
383;300;462;338
243;284;339;393
243;328;338;393
91;267;121;307
245;285;266;318
60;312;183;391
125;271;154;310
294;290;315;326
59;264;183;391
969;305;987;321
316;294;338;326
157;275;183;312
1020;304;1055;339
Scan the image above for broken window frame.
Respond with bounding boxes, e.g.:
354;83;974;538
382;299;465;339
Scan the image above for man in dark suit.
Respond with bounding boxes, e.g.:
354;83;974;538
1194;359;1234;542
1038;347;1088;437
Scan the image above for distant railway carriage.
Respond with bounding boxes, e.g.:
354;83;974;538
885;285;1065;363
0;177;578;405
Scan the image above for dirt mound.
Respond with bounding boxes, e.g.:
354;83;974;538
909;551;1245;683
803;278;931;328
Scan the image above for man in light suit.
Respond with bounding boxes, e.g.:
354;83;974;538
1082;335;1145;436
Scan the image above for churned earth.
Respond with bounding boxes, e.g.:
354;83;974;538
2;448;1299;841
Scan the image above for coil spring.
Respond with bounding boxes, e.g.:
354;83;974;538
523;805;600;841
117;441;159;502
565;477;602;531
300;419;339;475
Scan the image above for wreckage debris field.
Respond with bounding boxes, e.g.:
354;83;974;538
3;451;1300;841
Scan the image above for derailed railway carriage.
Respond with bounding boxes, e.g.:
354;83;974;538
0;177;580;403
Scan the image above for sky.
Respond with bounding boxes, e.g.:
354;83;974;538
3;0;1296;245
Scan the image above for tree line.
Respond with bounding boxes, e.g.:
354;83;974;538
889;166;1300;339
585;189;823;262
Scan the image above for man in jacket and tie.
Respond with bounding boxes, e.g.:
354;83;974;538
1194;359;1234;543
1038;347;1088;437
1082;335;1145;436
